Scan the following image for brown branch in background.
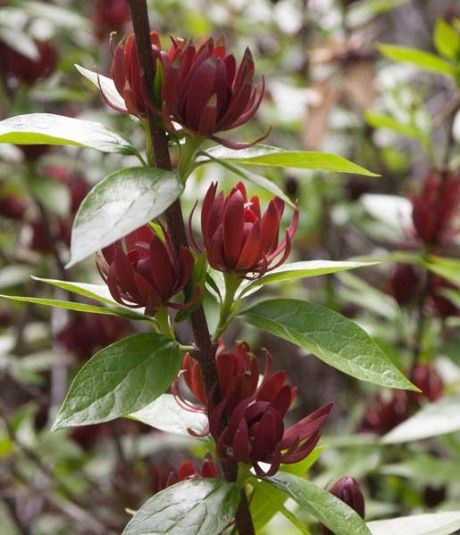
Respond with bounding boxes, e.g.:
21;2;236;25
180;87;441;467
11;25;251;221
126;2;254;533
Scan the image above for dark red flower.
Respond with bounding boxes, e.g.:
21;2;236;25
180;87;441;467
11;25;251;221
410;363;443;404
97;225;194;316
1;40;58;85
151;458;218;494
56;313;132;361
177;341;332;476
105;32;164;117
197;182;298;276
360;390;411;435
161;37;265;146
322;476;365;534
412;171;460;245
386;264;422;307
92;0;131;40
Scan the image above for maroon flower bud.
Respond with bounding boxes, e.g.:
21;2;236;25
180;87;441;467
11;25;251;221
28;220;54;254
197;182;298;276
412;171;460;245
92;0;131;41
56;313;132;361
104;32;164;117
410;364;443;404
177;341;332;476
360;390;410;435
428;276;459;318
0;194;28;220
2;40;58;85
386;264;422;307
322;477;365;534
161;37;265;147
97;225;194;316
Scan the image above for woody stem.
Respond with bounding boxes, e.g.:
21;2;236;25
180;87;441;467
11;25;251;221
127;3;256;533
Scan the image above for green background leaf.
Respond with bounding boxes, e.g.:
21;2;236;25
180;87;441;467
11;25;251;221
239;260;377;297
266;472;370;535
378;44;456;76
52;333;181;429
202;144;378;176
0;113;133;153
240;299;416;390
67;167;182;266
122;479;240;535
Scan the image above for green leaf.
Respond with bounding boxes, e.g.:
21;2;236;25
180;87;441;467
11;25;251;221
0;294;139;318
378;44;456;76
128;394;208;437
423;256;460;286
67;167;182;266
434;19;460;59
0;27;40;60
0;113;134;154
251;448;323;533
266;472;370;535
382;396;460;443
33;277;118;306
364;111;430;144
240;299;416;390
122;479;240;535
201;144;378;176
76;64;127;112
238;260;377;298
367;511;460;535
52;333;181;430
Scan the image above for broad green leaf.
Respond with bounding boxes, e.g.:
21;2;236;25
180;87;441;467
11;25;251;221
76;65;127;112
201;144;378;176
52;333;181;430
367;511;460;535
128;394;208;437
251;448;323;533
346;0;411;27
266;472;370;535
240;299;416;391
364;111;430;144
434;19;460;59
378;44;456;76
238;260;377;298
383;396;460;443
251;480;311;535
0;113;134;154
33;277;118;306
0;294;140;319
122;479;240;535
67;167;182;266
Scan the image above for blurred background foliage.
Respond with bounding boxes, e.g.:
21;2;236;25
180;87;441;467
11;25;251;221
0;0;460;533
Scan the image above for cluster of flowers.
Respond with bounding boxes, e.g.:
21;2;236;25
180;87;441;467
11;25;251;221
104;32;265;147
388;170;460;318
97;181;298;316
